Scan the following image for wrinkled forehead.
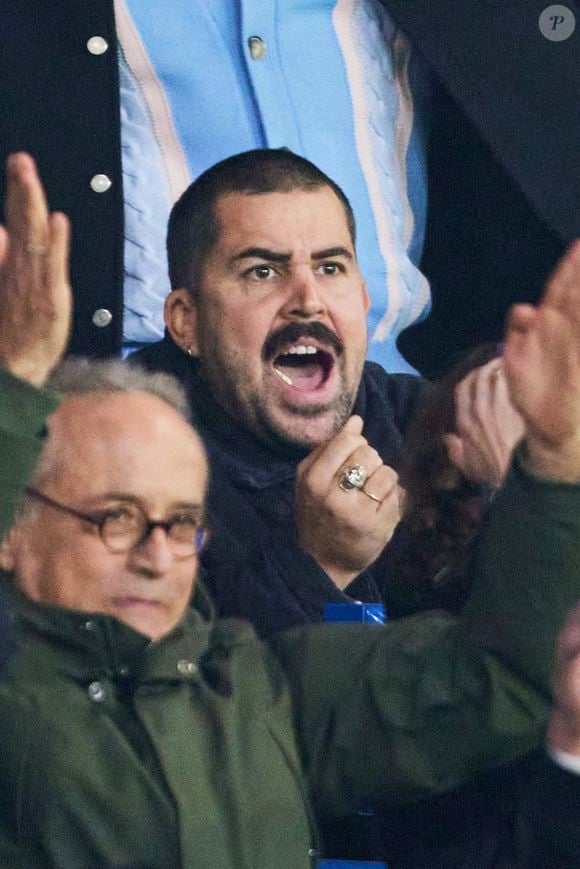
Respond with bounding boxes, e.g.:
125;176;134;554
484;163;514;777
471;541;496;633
43;393;208;501
212;185;354;249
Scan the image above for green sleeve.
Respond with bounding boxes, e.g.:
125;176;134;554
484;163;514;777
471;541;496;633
0;367;60;540
273;457;580;813
461;453;580;695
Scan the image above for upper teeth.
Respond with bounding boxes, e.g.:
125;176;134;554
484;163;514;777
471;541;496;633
286;345;318;355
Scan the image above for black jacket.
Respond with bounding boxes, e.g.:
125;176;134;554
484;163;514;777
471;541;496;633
390;0;580;375
133;334;426;638
1;1;578;368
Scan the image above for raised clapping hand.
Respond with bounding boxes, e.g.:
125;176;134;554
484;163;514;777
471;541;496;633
503;240;580;482
0;153;71;386
295;415;401;589
443;357;525;488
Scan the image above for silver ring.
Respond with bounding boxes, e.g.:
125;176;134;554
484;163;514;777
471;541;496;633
338;463;367;492
362;488;382;504
26;243;47;255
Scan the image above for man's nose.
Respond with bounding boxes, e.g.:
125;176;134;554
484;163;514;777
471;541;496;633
282;269;326;319
128;526;175;577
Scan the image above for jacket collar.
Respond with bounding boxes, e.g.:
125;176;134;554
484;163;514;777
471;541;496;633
4;576;220;683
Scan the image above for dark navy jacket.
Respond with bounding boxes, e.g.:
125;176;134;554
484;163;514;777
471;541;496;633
133;334;426;638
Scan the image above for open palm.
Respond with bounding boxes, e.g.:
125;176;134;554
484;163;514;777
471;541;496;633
0;153;71;386
504;242;580;451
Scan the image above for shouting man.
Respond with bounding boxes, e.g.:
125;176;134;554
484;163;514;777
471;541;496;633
0;154;580;867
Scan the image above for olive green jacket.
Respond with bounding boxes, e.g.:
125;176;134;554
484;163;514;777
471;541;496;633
1;367;580;869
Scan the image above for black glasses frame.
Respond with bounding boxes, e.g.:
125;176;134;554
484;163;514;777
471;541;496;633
24;487;208;556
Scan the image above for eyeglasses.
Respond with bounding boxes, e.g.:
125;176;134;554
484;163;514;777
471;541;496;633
25;488;209;557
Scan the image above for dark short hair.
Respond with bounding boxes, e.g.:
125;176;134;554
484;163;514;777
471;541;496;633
167;148;357;300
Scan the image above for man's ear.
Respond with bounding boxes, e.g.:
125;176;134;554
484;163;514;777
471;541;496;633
164;288;200;357
0;531;17;573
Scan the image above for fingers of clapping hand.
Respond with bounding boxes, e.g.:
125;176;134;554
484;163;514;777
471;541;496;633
6;152;71;290
0;153;71;385
5;152;49;247
541;239;580;319
503;242;580;456
505;239;580;385
46;210;71;306
446;359;524;485
454;359;505;431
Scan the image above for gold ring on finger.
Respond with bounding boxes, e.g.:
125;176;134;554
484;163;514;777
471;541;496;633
362;487;382;504
26;243;48;255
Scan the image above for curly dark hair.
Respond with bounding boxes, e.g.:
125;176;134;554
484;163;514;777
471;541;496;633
389;343;501;614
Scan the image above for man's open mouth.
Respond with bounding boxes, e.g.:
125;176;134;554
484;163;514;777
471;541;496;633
272;343;335;392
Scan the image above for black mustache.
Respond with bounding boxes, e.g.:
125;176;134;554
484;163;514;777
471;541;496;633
262;322;343;361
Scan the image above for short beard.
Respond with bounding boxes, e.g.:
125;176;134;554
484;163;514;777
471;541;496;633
245;375;356;452
198;345;359;452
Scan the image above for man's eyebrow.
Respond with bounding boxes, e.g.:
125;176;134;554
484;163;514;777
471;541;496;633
85;493;204;513
312;246;353;261
230;247;291;265
230;246;354;265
